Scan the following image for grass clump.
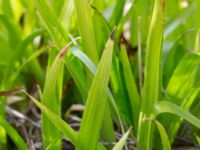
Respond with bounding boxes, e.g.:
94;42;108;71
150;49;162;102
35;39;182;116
0;0;200;150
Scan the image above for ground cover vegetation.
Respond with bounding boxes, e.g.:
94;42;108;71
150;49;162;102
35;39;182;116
0;0;200;149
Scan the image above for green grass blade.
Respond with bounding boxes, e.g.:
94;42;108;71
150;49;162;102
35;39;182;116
144;118;171;150
32;0;68;48
0;116;29;150
110;56;133;124
120;45;140;132
109;0;125;27
24;91;77;144
76;34;114;150
91;5;111;56
74;0;99;64
137;0;165;149
24;91;106;150
69;40;116;145
153;120;171;150
41;45;68;149
69;46;125;136
69;47;97;74
112;128;131;150
168;87;200;142
58;0;74;34
32;0;89;100
155;101;200;129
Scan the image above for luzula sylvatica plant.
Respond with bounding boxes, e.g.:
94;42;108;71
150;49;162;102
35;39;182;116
0;0;200;149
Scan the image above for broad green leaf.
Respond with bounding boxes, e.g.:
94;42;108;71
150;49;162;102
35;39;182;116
0;116;29;150
167;53;200;102
166;53;200;140
137;0;165;149
120;45;140;132
155;101;200;129
76;35;114;150
112;128;131;150
163;29;195;87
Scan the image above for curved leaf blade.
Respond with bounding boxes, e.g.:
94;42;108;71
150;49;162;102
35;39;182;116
155;101;200;129
167;53;200;102
154;120;171;150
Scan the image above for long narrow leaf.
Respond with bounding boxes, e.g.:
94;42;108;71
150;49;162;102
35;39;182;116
76;34;114;150
120;45;140;132
41;44;69;149
154;120;171;150
168;87;200;141
24;91;106;150
69;46;125;136
73;0;99;64
24;91;77;144
32;0;68;48
155;101;200;129
137;0;165;149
